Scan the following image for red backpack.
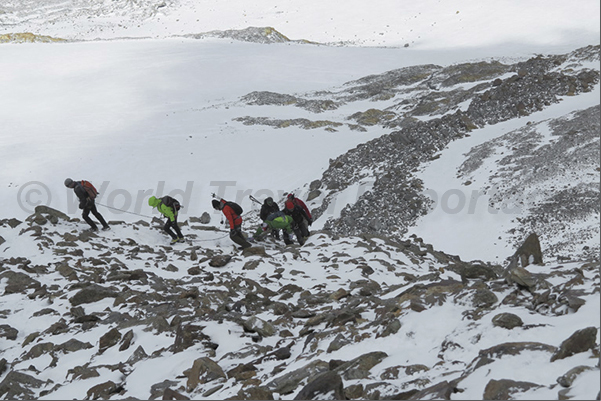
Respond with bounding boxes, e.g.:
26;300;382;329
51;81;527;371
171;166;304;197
81;180;98;199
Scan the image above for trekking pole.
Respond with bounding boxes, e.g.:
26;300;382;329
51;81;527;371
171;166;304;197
249;195;263;205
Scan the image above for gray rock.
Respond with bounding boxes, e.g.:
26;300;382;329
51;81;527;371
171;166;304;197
513;232;544;267
294;371;345;400
0;270;41;294
86;380;122;400
0;325;18;340
333;351;388;380
68;365;100;380
243;315;276;337
551;326;598;362
23;342;54;360
186;357;226;391
0;371;47;399
235;386;274;400
126;346;148;366
199;212;211;224
505;263;537;290
468;342;557;372
209;255;231;267
98;328;122;353
482;378;543;400
69;284;119;306
492;313;524;329
173;324;210;353
266;360;330;394
33;205;71;221
149;380;182;400
5;218;23;228
408;379;459;400
557;365;595;387
119;329;134;351
472;288;499;309
327;333;351;353
56;338;93;353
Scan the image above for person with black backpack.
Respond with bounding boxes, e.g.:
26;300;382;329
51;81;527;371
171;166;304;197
148;195;185;244
259;197;281;240
64;178;110;232
212;198;251;250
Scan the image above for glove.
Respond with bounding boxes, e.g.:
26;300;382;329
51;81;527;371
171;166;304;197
308;218;313;226
78;204;84;210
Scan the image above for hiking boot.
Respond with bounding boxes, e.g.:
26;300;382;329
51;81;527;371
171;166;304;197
86;227;98;232
101;226;111;231
177;237;186;243
170;238;180;244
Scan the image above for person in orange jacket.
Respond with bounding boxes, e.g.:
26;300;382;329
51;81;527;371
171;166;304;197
212;198;251;249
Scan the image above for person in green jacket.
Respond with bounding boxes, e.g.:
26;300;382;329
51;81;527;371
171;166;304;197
148;195;185;244
254;211;304;246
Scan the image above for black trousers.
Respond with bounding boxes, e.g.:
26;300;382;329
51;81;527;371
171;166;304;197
82;202;108;230
230;226;251;249
164;218;184;240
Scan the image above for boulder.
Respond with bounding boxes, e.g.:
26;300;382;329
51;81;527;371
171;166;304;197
483;379;543;399
551;327;598;362
294;371;345;400
33;205;71;222
209;255;231;267
98;328;122;353
186;357;226;391
491;313;524;329
513;232;543;267
0;325;18;340
69;284;119;306
0;371;47;399
243;316;276;337
86;380;122;400
332;351;388;380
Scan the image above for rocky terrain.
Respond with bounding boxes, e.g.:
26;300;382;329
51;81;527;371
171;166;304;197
0;206;599;400
231;45;600;261
0;2;599;399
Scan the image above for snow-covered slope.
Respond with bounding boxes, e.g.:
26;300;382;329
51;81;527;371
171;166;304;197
0;0;599;400
0;208;599;400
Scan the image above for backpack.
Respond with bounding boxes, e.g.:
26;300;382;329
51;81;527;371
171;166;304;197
81;180;98;199
225;201;243;216
266;210;285;221
160;196;181;211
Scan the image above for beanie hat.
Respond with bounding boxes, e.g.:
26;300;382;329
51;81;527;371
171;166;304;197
64;178;74;187
212;199;221;210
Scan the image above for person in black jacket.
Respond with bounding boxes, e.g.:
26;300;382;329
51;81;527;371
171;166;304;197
259;197;280;239
64;178;110;232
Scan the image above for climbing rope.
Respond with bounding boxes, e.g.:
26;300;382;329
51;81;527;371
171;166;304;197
96;202;235;243
96;202;154;219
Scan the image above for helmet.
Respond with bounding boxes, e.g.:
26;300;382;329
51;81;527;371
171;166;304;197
285;201;294;210
212;199;221;210
261;222;268;231
287;193;295;200
64;178;74;187
265;197;273;205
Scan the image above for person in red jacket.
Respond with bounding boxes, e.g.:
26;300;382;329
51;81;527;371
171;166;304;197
212;198;251;249
284;193;313;240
